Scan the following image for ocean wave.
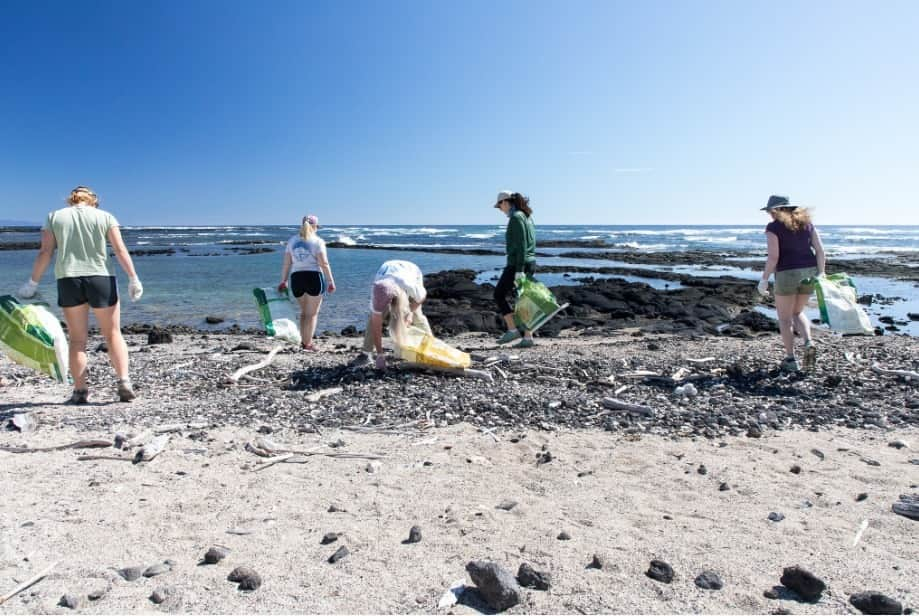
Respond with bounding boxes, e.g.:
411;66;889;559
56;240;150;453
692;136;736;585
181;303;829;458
612;241;670;250
335;234;357;246
462;233;496;239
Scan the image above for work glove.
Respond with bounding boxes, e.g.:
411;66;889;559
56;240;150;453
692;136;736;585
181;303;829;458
18;279;39;299
128;277;144;302
278;281;288;293
374;353;386;371
757;279;769;296
514;272;527;286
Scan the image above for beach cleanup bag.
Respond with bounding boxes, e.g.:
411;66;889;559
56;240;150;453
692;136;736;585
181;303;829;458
808;273;873;335
513;277;562;332
0;295;69;383
252;287;302;346
395;325;471;369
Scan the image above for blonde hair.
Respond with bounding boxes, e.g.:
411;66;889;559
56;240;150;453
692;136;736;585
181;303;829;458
299;217;316;240
771;207;812;232
67;186;99;207
387;287;411;348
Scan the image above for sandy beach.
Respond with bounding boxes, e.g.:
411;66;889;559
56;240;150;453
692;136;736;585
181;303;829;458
1;331;917;614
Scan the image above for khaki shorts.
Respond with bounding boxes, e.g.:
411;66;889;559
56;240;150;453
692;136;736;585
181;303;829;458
774;266;818;296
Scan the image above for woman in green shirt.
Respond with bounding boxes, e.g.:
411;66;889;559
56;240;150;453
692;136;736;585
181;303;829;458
492;190;537;347
19;186;143;404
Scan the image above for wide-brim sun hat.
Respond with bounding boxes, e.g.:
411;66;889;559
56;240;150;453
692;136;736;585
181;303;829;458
493;190;514;208
761;195;799;211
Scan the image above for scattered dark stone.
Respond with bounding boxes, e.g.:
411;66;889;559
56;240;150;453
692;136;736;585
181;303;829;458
320;532;340;545
328;504;346;513
257;425;273;435
340;325;358;336
888;440;908;450
747;425;763;438
764;588;781;600
465;560;521;611
849;592;903;615
328;545;349;564
856;492;869;502
516;563;551;590
87;586;108;601
147;329;173;345
768;512;785;522
587;554;605;569
824;374;843;387
772;609;792;615
811;449;825;460
58;594;80;609
496;499;518;511
95;342;109;353
780;565;826;602
227;566;262;591
204;546;229;564
118;565;144;581
719;482;731;491
790;465;802;475
646;559;674;583
536;450;553;465
694;570;724;590
329;438;346;448
150;586;178;604
697;464;708;475
647;342;661;351
143;561;172;577
557;531;571;541
404;525;422;544
205;316;224;324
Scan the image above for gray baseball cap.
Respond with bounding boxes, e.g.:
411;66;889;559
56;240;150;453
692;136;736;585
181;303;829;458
493;190;514;208
761;195;799;211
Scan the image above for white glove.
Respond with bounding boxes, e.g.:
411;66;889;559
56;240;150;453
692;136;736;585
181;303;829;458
515;272;527;286
128;277;144;302
18;279;39;299
757;279;769;296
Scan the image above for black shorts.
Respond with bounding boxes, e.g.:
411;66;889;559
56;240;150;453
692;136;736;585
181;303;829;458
57;276;118;308
290;271;325;298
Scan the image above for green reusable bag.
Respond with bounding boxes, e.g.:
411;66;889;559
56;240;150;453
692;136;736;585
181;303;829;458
252;287;302;345
0;295;69;383
513;277;561;331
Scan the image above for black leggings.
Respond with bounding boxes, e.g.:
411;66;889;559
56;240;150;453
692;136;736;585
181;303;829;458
494;262;535;317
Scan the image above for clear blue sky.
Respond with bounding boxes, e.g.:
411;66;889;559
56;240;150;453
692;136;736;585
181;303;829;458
1;0;917;226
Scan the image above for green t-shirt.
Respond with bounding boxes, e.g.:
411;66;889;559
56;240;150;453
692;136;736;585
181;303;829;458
44;206;118;279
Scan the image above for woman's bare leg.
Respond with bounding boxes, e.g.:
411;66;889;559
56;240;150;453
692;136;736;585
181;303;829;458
93;302;129;380
62;305;90;390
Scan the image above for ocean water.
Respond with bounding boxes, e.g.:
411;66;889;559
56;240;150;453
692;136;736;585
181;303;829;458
1;225;917;335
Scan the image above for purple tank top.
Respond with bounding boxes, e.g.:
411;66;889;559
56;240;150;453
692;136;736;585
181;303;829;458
766;221;817;271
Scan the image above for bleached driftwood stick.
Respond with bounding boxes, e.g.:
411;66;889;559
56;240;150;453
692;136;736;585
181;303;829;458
228;344;284;384
871;363;919;380
601;397;655;417
305;387;343;403
397;362;494;383
0;561;59;606
0;440;112;454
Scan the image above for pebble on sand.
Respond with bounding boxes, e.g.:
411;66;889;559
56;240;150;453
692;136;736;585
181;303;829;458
517;563;551;590
768;512;785;522
328;546;349;564
150;586;178;605
465;560;522;612
320;532;341;545
646;560;675;584
227;566;262;591
58;594;80;609
204;546;229;564
694;571;724;590
849;591;904;615
405;525;422;544
143;561;173;577
496;499;518;511
780;565;826;602
557;531;571;540
587;554;605;570
117;565;145;581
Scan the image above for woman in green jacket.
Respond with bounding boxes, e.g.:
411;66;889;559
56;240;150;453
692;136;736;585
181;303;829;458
492;190;536;347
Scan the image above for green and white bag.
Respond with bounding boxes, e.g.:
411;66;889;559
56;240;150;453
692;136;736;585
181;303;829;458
809;273;873;335
252;287;302;346
513;277;563;332
0;295;69;383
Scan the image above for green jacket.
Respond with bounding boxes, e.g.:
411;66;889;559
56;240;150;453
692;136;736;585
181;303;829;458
505;209;536;272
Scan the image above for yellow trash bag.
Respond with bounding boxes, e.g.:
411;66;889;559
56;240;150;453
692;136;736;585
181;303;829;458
395;326;471;369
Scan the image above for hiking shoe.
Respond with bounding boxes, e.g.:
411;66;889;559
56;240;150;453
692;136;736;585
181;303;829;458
515;338;535;349
803;344;817;372
68;389;89;405
117;379;136;402
780;357;800;373
497;330;521;345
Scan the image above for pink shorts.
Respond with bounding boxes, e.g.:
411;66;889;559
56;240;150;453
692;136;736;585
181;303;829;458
371;279;399;313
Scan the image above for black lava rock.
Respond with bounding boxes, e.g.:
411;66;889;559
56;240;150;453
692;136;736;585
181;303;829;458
768;512;785;522
850;592;903;615
856;492;869;502
516;563;551;591
465;560;521;611
719;482;731;491
58;594;80;609
587;554;605;569
328;545;349;564
227;566;262;591
694;571;724;590
405;525;422;544
205;316;224;324
320;532;340;545
790;464;802;474
147;329;173;345
557;531;571;540
204;546;229;564
780;565;826;602
646;560;674;583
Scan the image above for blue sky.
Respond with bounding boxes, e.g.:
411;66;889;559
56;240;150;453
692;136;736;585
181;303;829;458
1;0;917;226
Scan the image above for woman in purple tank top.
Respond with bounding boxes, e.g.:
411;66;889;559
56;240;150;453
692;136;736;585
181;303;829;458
757;195;826;372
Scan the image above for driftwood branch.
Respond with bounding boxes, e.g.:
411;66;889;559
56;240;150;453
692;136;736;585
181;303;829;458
601;397;655;417
228;344;284;384
0;561;59;606
892;494;919;520
0;440;112;454
871;363;919;380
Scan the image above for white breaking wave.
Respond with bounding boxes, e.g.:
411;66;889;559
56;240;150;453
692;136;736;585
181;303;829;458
462;233;495;239
335;234;357;246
